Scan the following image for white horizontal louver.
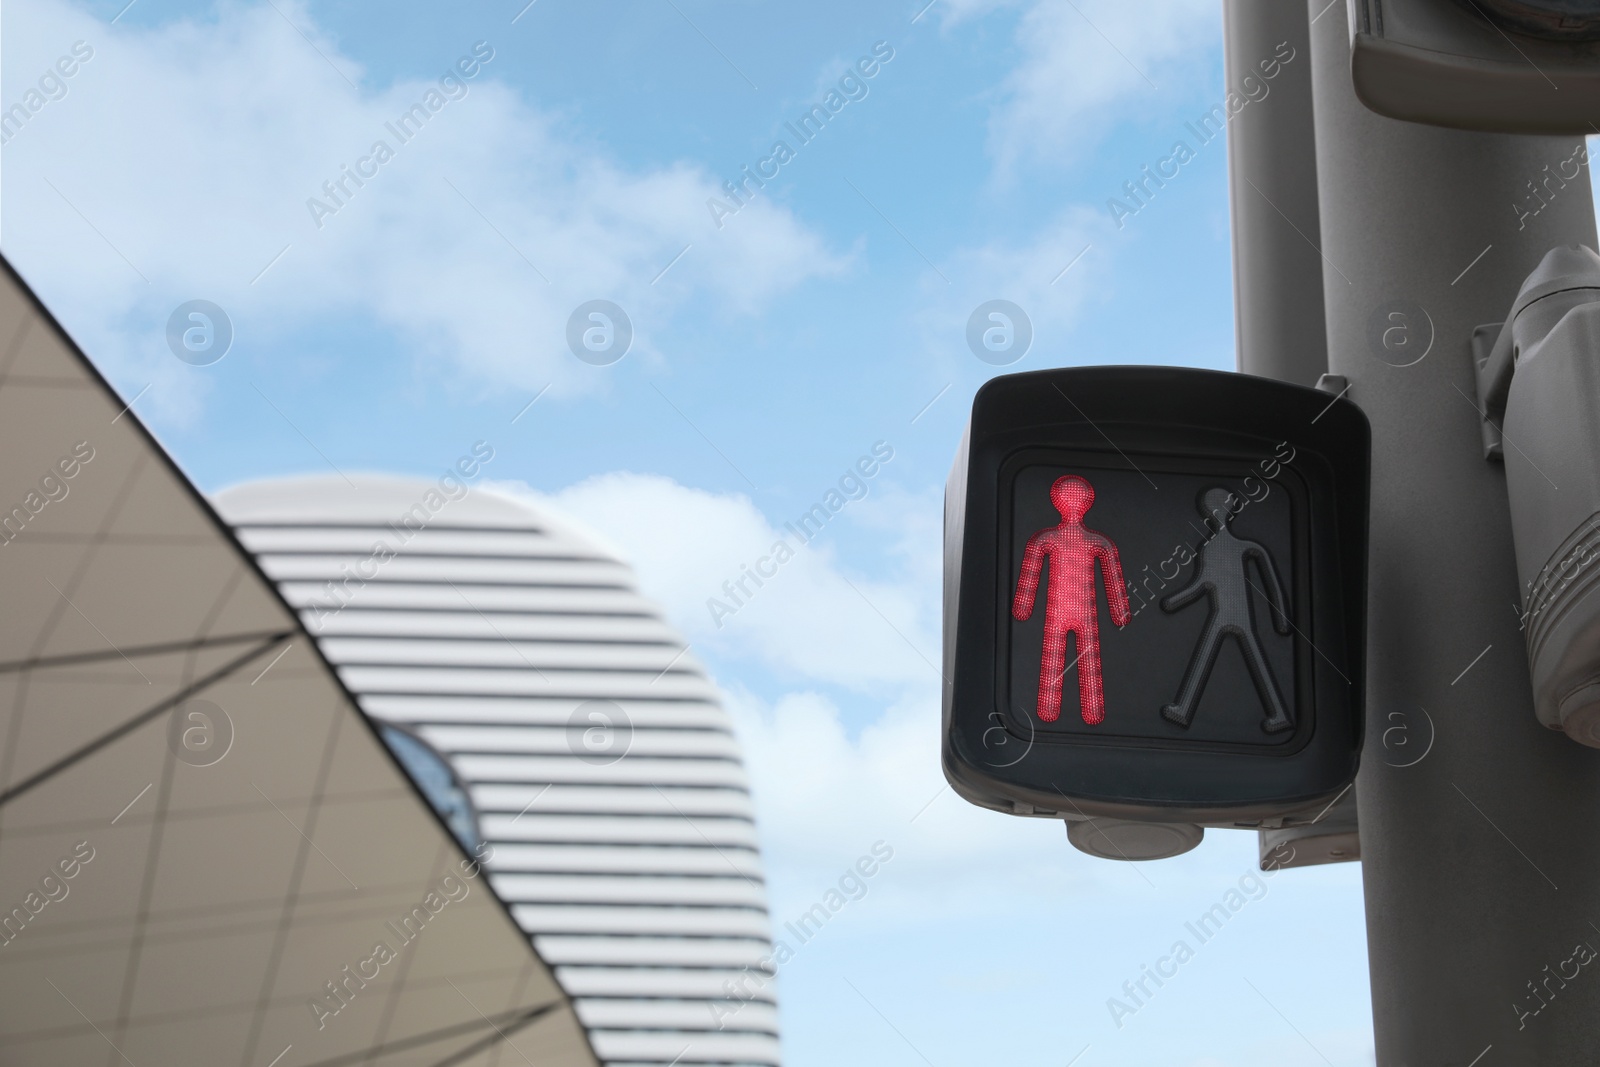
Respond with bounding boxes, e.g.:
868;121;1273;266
490;875;769;908
281;580;652;614
259;554;635;586
512;905;772;939
557;967;777;1000
577;1000;779;1033
534;936;774;969
590;1030;782;1064
362;695;731;728
322;638;697;672
317;611;684;642
471;784;756;817
490;844;765;879
483;814;760;849
419;725;741;759
337;665;720;702
451;755;751;789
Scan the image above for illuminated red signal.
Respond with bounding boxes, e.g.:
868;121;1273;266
1012;475;1131;725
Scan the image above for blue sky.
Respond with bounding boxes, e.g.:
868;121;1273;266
0;1;1402;1063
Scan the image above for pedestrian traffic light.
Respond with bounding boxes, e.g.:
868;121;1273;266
943;367;1370;858
1475;244;1600;746
1346;0;1600;132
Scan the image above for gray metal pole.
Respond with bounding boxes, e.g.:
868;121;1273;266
1307;1;1600;1061
1224;0;1328;389
1228;0;1364;874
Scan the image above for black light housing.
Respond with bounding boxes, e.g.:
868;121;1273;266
942;367;1370;830
1348;0;1600;133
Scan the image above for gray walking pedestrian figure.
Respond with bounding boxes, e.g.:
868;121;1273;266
1160;487;1293;732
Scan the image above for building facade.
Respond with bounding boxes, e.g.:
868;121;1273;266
216;474;780;1067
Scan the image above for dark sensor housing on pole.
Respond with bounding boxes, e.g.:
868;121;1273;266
1475;245;1600;746
1347;0;1600;132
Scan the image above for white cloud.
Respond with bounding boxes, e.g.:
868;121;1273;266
932;202;1107;366
503;469;942;693
0;0;847;424
720;683;1111;926
879;2;1224;370
943;0;1218;178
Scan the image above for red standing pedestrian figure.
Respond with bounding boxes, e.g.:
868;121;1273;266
1012;474;1131;725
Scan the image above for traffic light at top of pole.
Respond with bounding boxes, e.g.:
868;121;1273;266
1346;0;1600;133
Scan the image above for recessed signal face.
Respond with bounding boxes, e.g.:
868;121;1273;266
1002;457;1305;749
942;367;1369;824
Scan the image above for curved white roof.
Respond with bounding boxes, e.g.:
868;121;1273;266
214;476;781;1067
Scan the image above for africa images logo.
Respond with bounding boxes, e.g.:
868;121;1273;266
166;301;233;366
